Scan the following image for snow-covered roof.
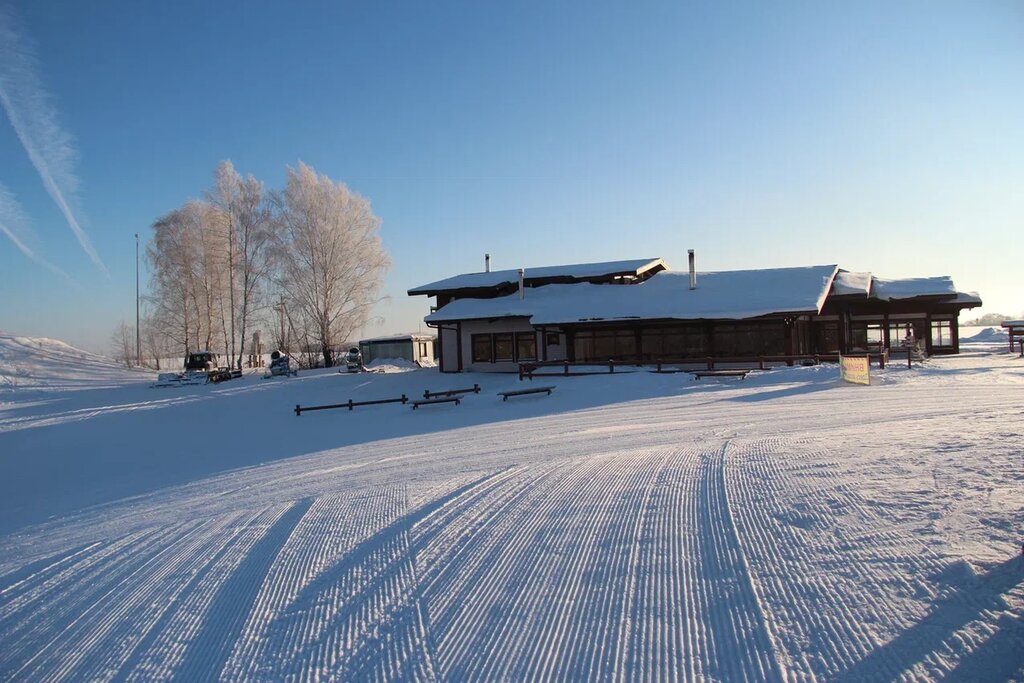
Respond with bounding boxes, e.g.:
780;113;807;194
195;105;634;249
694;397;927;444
409;258;667;295
359;333;435;344
426;265;839;325
1000;320;1024;328
832;270;872;296
951;292;983;306
870;276;956;300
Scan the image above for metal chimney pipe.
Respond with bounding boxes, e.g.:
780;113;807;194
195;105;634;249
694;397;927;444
485;253;490;272
518;268;525;299
688;249;696;290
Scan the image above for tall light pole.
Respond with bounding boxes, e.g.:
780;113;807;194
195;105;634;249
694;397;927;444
135;233;141;366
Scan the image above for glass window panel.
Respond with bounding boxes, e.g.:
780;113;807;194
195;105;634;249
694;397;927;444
931;321;951;346
516;332;537;361
471;334;492;363
494;333;514;361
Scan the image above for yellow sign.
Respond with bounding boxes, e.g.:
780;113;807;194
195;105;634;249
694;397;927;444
840;355;870;385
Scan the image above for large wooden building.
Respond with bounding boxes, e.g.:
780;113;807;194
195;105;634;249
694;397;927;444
408;257;982;373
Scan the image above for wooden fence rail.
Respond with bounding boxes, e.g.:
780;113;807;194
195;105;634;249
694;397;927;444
295;394;409;416
519;352;887;380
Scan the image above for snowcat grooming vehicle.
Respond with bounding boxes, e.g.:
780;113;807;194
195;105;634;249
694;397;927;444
184;350;239;383
152;351;240;387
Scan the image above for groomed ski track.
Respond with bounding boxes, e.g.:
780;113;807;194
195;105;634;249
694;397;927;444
1;356;1022;681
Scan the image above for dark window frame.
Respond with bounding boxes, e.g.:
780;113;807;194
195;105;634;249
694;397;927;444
572;329;638;362
931;320;953;347
471;334;493;363
516;331;537;361
493;333;514;362
849;322;884;351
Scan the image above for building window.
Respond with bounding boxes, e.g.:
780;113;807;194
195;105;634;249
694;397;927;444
472;332;534;363
850;323;883;350
931;320;952;347
545;331;559;346
640;325;706;359
888;322;920;348
713;322;785;357
418;342;428;357
493;333;514;361
573;329;637;361
471;334;492;363
516;332;537;361
815;322;839;353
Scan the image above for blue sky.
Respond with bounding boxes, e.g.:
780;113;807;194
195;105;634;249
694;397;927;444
1;1;1021;352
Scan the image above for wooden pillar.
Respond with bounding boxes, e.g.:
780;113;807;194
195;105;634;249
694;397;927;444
435;324;445;372
924;310;933;356
951;315;960;354
456;322;464;372
634;326;643;364
882;312;890;350
838;309;850;354
540;326;548;361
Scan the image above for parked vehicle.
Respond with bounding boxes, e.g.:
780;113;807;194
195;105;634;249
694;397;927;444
184;350;218;373
153;350;238;387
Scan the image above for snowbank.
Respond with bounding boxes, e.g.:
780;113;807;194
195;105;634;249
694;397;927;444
961;326;1009;342
0;332;151;392
365;357;421;372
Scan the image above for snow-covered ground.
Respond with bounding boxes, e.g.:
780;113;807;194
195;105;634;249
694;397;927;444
0;332;150;393
1;334;1022;680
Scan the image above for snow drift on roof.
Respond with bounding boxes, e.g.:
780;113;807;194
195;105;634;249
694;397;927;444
426;265;839;325
871;276;956;300
832;270;872;296
951;292;983;306
409;258;666;294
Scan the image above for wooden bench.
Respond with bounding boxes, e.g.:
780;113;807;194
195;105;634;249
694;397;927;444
411;397;461;410
690;369;751;380
423;384;480;400
498;386;555;401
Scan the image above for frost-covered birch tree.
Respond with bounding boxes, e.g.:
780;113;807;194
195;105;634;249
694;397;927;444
147;200;227;358
110;320;135;367
207;161;273;370
147;205;198;356
273;163;389;367
145;161;387;368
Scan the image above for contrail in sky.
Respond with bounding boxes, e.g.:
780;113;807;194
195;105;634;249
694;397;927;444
0;5;109;277
0;182;75;283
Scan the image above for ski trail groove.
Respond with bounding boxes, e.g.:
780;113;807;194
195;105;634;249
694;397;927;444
683;441;784;682
173;498;313;680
